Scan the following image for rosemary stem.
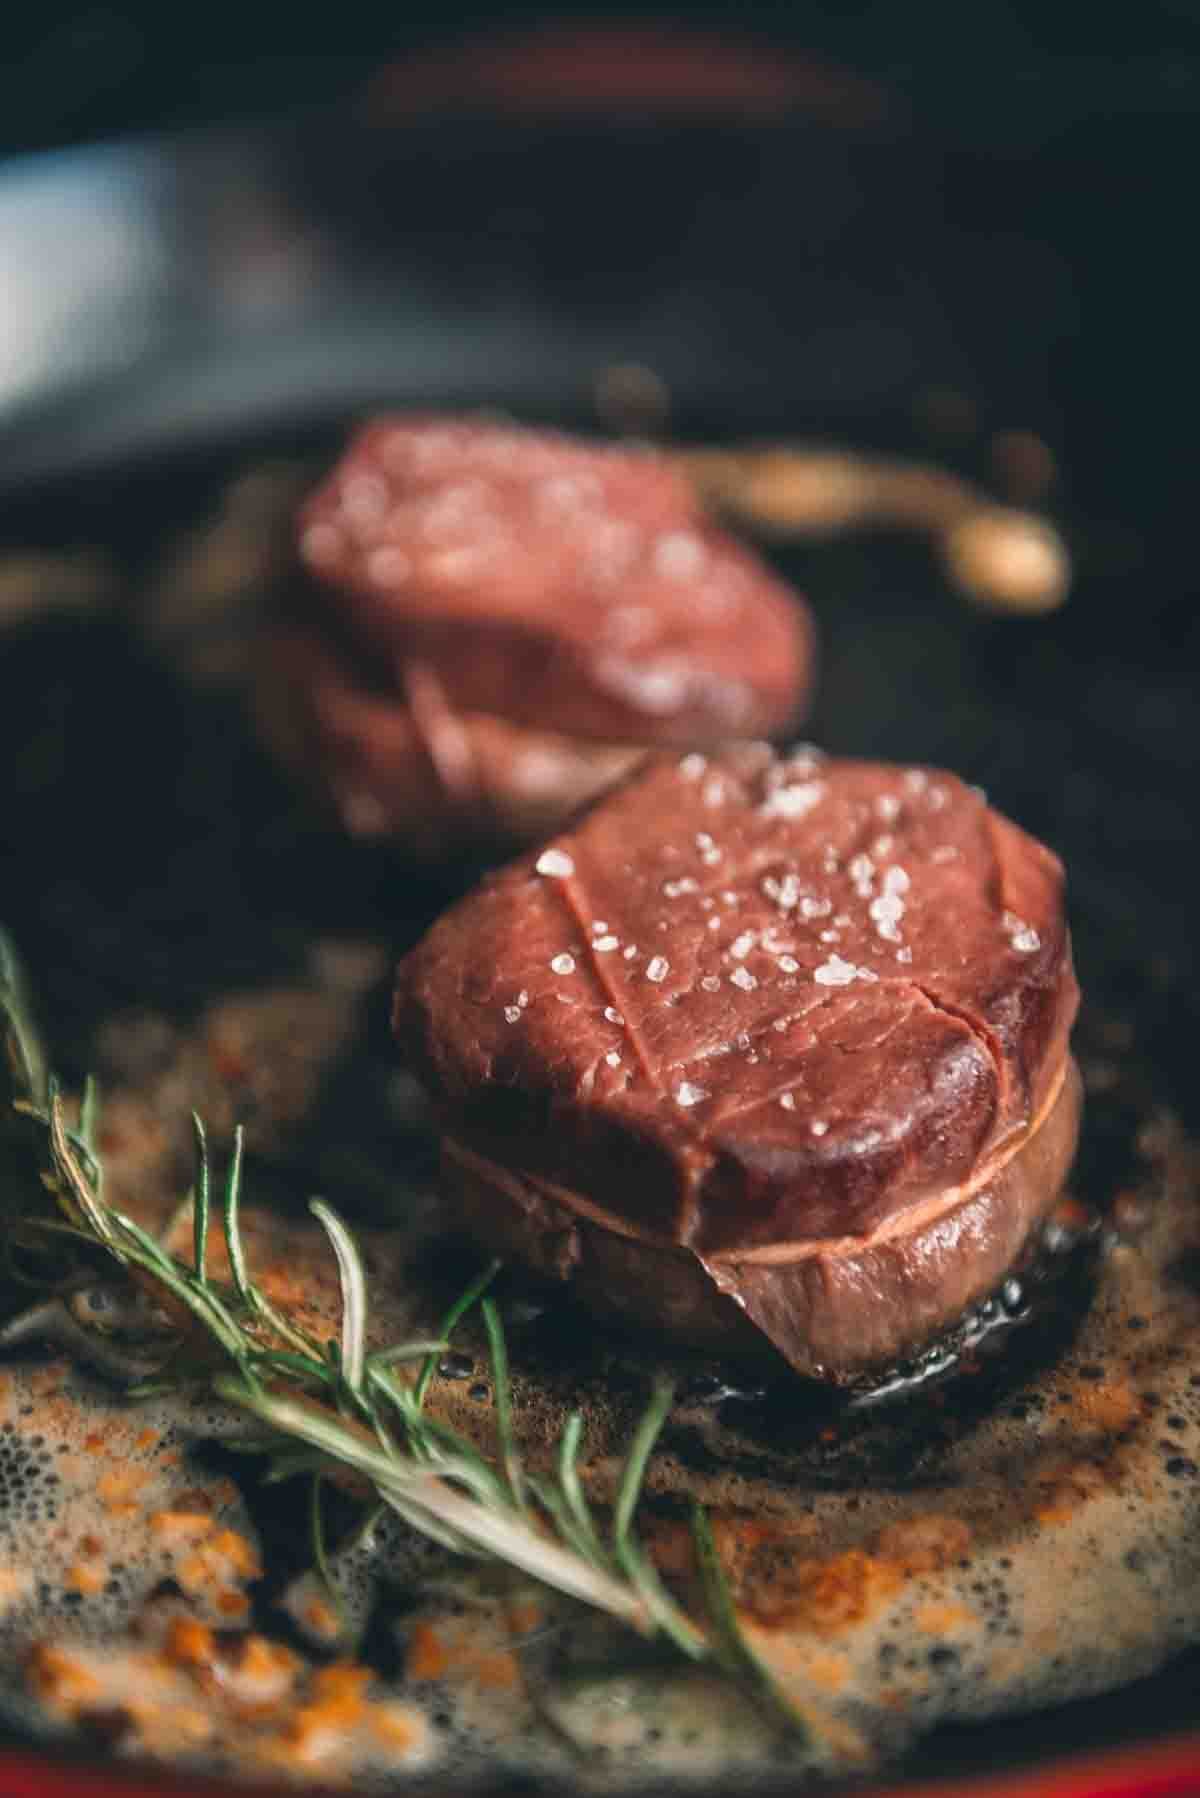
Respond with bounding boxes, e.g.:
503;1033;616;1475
2;935;800;1734
213;1376;652;1632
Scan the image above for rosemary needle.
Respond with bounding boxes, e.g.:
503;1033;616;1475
0;932;805;1742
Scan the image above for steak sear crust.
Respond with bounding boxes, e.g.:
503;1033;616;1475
440;1061;1080;1379
393;747;1081;1377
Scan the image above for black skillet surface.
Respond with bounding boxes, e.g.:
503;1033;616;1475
0;74;1198;1790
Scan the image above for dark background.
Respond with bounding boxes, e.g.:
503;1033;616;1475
1;1;1196;599
4;2;1200;155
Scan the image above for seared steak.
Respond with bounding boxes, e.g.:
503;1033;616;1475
394;746;1081;1379
255;417;813;851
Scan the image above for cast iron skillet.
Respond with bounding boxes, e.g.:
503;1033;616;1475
0;48;1198;1793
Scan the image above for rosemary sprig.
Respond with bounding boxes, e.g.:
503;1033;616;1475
690;1503;810;1737
0;930;807;1741
191;1113;211;1285
481;1295;525;1514
412;1255;500;1410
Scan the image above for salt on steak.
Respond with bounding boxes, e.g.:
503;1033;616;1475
393;746;1081;1381
255;417;813;854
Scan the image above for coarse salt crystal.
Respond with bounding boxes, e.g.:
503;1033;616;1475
814;955;858;987
875;793;901;822
760;779;825;821
703;778;726;807
883;866;910;895
540;473;588;509
869;893;905;942
1002;913;1041;952
896;946;913;963
679;753;708;780
762;873;802;910
655;532;706;579
779;1092;796;1111
800;895;831;920
550;953;576;975
778;955;799;974
663;877;699;898
504;1006;522;1023
730;931;756;960
730;967;757;991
517;989;529;1008
621;665;687;713
787;744;824;773
646;956;670;982
536;848;575;878
605;1050;622;1068
904;769;929;793
366;545;412;587
932;844;959;863
707;916;721;931
626;668;690;715
604;1007;624;1025
592;935;619;953
676;1081;708;1107
819;929;841;944
429;543;497;585
811;1120;829;1137
623;945;639;960
701;975;721;992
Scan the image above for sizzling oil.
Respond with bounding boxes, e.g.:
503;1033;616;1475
0;950;1198;1786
